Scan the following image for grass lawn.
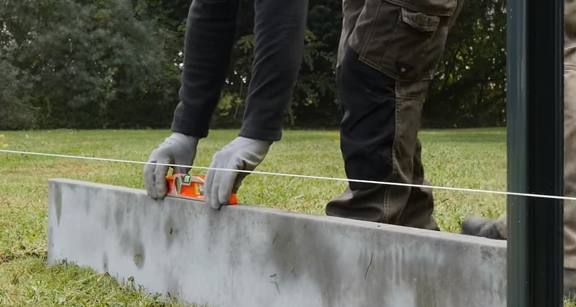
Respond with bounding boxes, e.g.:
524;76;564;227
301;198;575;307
0;128;571;306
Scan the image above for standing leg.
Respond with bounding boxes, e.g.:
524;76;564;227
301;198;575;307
171;0;241;138
326;0;463;229
393;0;465;230
397;138;439;230
238;0;309;142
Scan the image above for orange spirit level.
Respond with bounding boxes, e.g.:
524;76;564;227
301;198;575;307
166;173;238;205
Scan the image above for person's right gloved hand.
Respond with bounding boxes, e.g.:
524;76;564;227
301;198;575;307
204;136;272;210
143;132;199;199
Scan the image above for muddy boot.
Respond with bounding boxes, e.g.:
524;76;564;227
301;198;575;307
461;216;506;240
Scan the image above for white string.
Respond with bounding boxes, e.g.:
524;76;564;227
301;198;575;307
2;148;576;202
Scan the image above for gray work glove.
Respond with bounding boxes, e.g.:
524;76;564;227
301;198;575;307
143;132;199;199
204;136;272;210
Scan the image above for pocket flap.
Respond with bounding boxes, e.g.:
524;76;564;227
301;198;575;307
401;8;440;32
386;0;457;16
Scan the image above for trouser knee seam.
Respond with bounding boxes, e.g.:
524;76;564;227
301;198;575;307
380;82;402;223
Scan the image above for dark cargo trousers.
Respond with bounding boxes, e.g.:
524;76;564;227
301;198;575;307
326;0;464;229
170;0;308;142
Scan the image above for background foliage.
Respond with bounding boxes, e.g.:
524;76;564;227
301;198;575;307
0;0;506;130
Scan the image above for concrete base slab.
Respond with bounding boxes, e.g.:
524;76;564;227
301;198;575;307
47;179;507;307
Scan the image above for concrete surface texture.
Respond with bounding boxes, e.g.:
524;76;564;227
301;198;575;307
47;179;507;307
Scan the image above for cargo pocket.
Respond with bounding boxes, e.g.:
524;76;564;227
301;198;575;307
349;0;457;82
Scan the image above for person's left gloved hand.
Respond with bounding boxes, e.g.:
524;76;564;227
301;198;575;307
204;136;272;210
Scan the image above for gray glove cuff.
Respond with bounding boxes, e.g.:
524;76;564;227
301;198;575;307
167;132;199;148
236;136;273;146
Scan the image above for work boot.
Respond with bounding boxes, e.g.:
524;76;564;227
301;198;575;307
460;216;506;240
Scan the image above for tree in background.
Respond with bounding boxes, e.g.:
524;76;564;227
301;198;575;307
1;0;178;129
0;0;507;130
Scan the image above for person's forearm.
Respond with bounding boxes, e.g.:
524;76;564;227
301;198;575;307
238;0;309;142
171;0;240;138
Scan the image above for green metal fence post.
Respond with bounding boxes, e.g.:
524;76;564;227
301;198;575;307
506;0;564;305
